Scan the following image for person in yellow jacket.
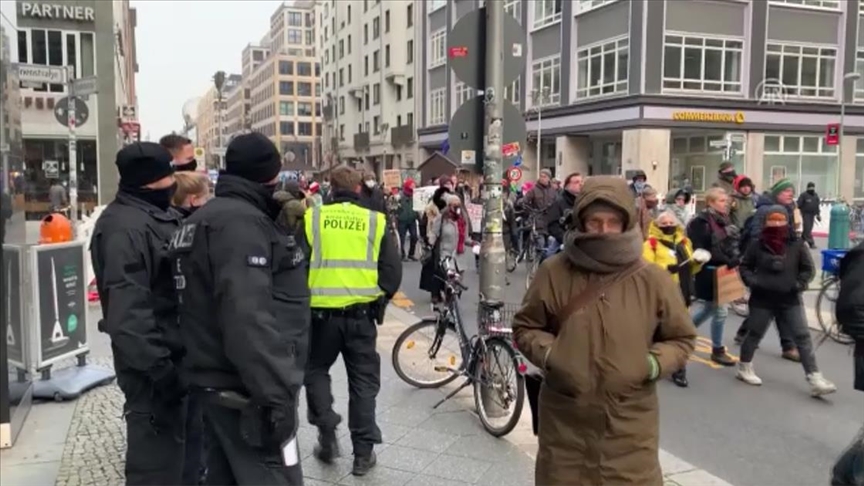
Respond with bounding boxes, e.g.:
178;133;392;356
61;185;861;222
643;211;711;388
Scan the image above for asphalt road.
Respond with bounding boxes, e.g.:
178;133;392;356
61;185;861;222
392;250;861;486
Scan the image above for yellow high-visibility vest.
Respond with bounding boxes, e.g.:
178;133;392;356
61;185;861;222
305;202;385;308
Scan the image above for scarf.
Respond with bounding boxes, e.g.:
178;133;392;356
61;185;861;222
564;226;644;274
761;226;787;255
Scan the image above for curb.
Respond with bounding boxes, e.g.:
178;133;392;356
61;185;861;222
382;307;736;486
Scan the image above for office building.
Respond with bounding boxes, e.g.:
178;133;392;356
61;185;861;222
196;73;240;168
417;0;864;201
11;0;139;212
318;0;419;175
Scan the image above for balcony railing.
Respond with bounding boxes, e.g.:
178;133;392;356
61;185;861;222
390;124;414;146
354;132;370;150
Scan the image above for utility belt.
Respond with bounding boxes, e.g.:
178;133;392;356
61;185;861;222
198;388;291;449
312;299;386;325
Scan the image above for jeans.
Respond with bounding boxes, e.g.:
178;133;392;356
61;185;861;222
740;305;818;374
690;302;729;350
398;220;418;258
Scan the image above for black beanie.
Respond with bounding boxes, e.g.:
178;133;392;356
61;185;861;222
224;133;282;183
115;142;174;188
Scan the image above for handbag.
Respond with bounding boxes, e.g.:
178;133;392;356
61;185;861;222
420;216;444;265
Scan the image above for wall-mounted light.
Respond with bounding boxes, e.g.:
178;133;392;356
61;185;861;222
652;160;658;170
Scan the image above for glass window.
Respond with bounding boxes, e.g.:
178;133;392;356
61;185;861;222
670;134;746;193
407;40;414;64
407;4;413;27
280;81;294;95
373;83;381;105
429;88;446;125
429;0;446;12
298;122;313;136
429;29;446;68
297;82;312;96
280;101;295;116
279;61;293;75
856;139;864;200
31;29;47;64
576;0;619;14
533;0;562;29
297;62;312;76
385;10;390;33
287;29;303;45
663;34;742;93
853;51;864;102
297;102;313;116
764;134;839;197
80;33;94;77
505;76;521;105
407;77;414;98
373;50;380;72
576;37;628;100
505;0;522;21
373;17;380;39
531;55;561;106
455;82;475;106
17;30;28;63
765;43;836;99
769;0;840;10
385;45;390;67
66;34;77;78
288;12;303;26
280;121;294;135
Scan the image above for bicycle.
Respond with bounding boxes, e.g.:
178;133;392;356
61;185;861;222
504;209;546;289
391;258;526;437
815;249;855;346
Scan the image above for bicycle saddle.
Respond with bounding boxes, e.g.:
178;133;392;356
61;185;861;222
481;300;504;309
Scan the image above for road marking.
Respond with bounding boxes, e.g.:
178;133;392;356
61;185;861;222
392;291;414;309
689;355;722;369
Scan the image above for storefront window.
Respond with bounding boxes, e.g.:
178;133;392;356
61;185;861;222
670;133;745;194
853;139;864;201
764;134;838;198
22;139;98;220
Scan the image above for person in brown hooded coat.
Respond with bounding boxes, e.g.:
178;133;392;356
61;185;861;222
512;176;697;486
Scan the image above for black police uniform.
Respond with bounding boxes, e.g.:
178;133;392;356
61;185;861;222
305;189;402;475
90;143;184;485
171;135;310;485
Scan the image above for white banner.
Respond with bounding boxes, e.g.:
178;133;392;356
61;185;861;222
413;185;437;212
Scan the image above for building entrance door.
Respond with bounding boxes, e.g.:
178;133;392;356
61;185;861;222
590;140;622;176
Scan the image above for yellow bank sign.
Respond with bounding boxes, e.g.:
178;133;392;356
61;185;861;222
672;111;745;124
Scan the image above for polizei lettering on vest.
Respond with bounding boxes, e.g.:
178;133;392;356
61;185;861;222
20;3;96;22
322;216;367;232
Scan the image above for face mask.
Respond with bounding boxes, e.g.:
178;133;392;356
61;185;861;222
807;188;815;194
660;226;677;236
175;159;197;172
722;171;737;181
124;183;177;211
645;199;658;209
634;181;646;192
365;180;376;189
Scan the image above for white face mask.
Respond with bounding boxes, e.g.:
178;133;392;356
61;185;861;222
364;180;376;189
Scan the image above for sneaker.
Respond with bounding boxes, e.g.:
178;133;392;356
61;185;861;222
807;372;837;397
313;428;340;464
736;362;763;386
711;347;737;367
671;369;689;388
782;348;801;363
352;451;377;476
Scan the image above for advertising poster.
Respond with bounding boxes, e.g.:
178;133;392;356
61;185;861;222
3;246;24;369
34;243;87;367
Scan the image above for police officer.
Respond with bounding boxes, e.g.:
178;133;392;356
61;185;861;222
304;166;402;476
170;133;309;485
90;142;184;485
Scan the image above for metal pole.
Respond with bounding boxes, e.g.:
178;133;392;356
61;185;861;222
536;105;542;177
480;0;505;303
67;66;78;231
839;84;846;194
217;93;224;170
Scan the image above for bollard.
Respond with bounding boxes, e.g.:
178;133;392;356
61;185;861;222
828;201;851;249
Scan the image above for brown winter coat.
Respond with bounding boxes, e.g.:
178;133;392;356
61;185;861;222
512;177;697;486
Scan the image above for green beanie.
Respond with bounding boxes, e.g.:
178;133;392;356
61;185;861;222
770;178;794;197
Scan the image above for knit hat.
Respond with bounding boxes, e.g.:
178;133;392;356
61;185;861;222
224;133;282;184
540;169;552;178
115;142;175;188
733;175;754;192
719;162;735;173
807;182;815;190
402;179;415;196
770;178;795;197
763;205;789;226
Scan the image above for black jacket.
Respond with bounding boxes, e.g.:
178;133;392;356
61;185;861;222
838;243;864;339
687;210;740;302
170;174;310;421
327;189;403;299
545;190;577;243
739;238;814;308
797;190;821;215
90;191;182;377
359;185;386;214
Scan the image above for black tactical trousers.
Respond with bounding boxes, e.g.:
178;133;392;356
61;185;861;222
305;310;382;455
201;401;304;485
116;369;185;486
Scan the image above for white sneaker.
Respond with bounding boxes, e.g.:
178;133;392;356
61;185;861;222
736;362;762;386
807;372;837;397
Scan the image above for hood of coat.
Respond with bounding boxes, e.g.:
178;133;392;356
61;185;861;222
572;176;637;232
647;221;685;244
273;190;298;205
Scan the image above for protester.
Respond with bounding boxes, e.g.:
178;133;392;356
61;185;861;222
669;189;692;227
629;169;649;197
523;169;557;234
545;172;582;248
798;182;821;249
171;171;210;218
397;179;419;260
737;206;836;396
729;175;757;229
636;186;661;239
420;194;465;306
713;162;737;205
160;134;197;172
644;211;709;387
686;187;738;366
358;171;386;213
273;180;308;234
513;176;696;485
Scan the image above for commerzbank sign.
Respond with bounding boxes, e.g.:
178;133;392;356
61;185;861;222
20;2;95;22
672;111;745;124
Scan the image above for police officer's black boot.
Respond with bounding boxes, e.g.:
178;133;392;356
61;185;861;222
352;449;377;476
313;428;340;464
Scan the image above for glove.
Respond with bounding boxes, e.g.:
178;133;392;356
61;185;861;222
150;362;187;406
666;264;679;273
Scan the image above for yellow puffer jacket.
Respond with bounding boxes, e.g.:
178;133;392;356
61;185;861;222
642;222;702;283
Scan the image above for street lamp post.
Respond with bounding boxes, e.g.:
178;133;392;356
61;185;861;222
213;71;226;169
531;87;551;177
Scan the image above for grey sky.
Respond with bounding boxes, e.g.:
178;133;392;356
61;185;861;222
133;0;283;142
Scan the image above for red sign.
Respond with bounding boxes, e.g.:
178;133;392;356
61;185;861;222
507;167;522;182
121;122;141;136
502;142;521;157
449;46;468;58
826;123;840;146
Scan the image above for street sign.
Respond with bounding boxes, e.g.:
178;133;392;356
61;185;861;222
43;160;60;179
728;133;746;143
826;123;840;146
194;147;205;159
120;105;137;120
448;97;527;167
507;167;522;182
13;63;65;85
448;7;526;90
54;97;89;128
71;76;98;96
709;140;730;148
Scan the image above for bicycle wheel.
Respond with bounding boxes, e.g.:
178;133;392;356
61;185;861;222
473;337;525;437
525;254;540;290
815;279;855;345
392;319;463;389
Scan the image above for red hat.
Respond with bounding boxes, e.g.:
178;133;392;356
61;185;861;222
309;181;320;193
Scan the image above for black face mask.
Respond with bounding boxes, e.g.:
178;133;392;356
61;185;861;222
122;183;177;211
722;171;737;181
660;226;677;236
175;159;198;172
807;188;815;194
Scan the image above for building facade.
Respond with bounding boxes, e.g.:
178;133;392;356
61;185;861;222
195;73;240;169
318;0;419;175
417;0;864;201
12;0;138;211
